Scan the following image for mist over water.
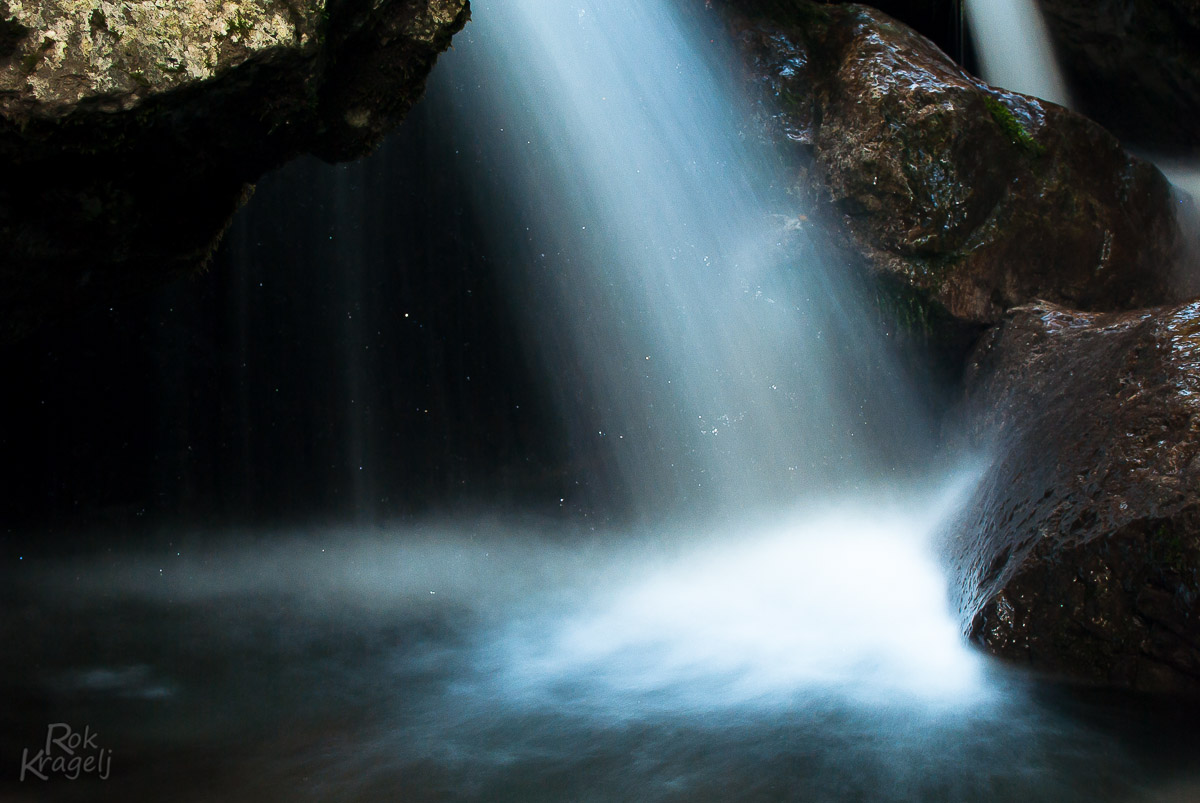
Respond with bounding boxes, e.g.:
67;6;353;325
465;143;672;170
12;501;1198;801
41;486;984;709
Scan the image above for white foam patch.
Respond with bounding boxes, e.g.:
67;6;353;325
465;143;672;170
481;496;989;713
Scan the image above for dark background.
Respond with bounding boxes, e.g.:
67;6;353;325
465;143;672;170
0;95;578;540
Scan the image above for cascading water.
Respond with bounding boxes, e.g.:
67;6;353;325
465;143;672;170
426;0;983;707
7;1;1200;801
438;0;933;516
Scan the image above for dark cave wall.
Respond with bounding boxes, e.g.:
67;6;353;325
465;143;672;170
0;97;571;537
0;0;469;343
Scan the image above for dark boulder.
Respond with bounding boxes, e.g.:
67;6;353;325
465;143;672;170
0;0;468;341
717;1;1197;328
946;301;1200;694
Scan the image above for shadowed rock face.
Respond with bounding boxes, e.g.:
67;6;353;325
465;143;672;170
947;301;1200;694
1038;0;1200;156
719;1;1197;329
0;0;468;341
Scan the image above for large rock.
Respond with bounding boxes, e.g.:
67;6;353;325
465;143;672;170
0;0;468;341
714;2;1200;696
1038;0;1200;155
946;300;1200;694
718;1;1197;327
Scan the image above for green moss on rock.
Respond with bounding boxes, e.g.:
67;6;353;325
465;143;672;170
983;94;1045;156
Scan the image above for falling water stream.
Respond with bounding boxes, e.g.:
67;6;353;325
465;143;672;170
963;0;1071;107
442;0;934;515
4;1;1200;801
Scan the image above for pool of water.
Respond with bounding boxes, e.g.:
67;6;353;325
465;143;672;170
4;506;1199;802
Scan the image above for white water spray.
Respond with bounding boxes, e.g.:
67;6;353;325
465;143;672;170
484;493;989;711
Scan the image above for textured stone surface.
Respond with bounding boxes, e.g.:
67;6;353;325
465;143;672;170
0;0;321;112
0;0;468;341
946;301;1200;694
718;0;1198;328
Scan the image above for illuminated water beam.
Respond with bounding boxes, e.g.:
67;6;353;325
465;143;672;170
965;0;1072;107
435;0;931;515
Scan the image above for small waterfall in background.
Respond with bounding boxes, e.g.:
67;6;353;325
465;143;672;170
964;0;1072;107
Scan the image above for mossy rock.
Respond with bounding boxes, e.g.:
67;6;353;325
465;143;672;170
982;94;1045;156
719;0;1195;328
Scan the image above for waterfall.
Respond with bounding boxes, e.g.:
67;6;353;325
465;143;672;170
964;0;1072;107
437;0;932;518
414;0;986;705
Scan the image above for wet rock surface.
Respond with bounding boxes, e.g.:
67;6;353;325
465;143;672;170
0;0;468;341
1039;0;1200;155
947;301;1200;694
718;0;1197;328
715;0;1200;697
